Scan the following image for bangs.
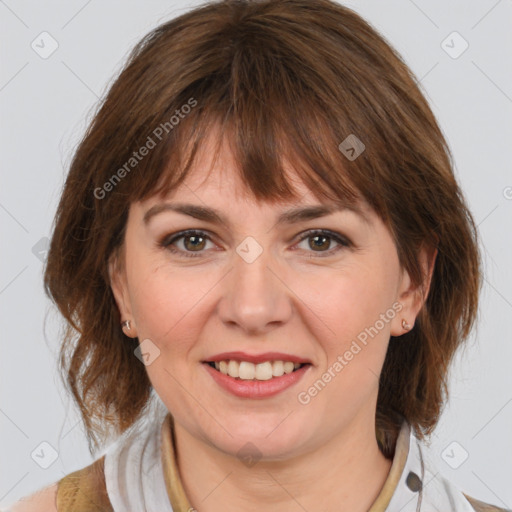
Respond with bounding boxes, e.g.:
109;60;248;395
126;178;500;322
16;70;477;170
137;102;363;210
117;18;373;215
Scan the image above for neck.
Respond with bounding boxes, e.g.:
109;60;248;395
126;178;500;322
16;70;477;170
173;410;393;512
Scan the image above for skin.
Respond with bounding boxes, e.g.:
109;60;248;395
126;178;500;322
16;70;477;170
109;130;435;512
7;484;59;512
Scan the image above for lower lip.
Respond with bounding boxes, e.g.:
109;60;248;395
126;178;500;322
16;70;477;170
202;363;311;399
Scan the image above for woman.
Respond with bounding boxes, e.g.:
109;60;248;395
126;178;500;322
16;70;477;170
6;0;508;510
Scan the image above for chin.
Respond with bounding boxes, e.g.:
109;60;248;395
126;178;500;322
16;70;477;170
203;416;310;461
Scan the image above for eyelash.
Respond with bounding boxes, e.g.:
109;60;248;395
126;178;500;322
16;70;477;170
158;229;351;259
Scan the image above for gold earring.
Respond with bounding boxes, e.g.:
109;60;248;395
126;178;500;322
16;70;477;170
402;319;411;331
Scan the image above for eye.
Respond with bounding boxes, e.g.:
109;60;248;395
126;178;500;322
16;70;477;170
159;228;351;259
159;230;215;258
294;229;351;257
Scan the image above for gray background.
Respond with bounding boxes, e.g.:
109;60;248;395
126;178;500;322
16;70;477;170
1;0;511;508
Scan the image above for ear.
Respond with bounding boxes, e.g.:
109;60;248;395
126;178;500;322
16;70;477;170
108;248;135;333
390;243;438;336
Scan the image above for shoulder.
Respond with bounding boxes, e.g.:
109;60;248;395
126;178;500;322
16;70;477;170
4;456;113;512
464;492;512;512
56;455;113;511
4;482;58;512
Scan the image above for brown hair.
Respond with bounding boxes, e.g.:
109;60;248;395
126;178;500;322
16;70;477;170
44;0;481;456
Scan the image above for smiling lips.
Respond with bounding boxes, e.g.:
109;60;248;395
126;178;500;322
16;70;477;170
203;360;311;399
209;359;303;380
205;351;311;380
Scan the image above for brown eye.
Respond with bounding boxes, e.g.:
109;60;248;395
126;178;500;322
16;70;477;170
160;230;214;258
182;234;207;251
296;229;351;257
308;234;331;251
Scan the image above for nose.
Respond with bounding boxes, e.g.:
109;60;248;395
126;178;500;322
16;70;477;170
217;244;293;336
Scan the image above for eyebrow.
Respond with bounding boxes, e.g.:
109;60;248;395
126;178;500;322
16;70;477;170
143;201;368;227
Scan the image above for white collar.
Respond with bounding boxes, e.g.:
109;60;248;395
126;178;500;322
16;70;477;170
382;420;476;511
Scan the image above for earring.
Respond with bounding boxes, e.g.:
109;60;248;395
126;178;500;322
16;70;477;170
402;319;411;331
121;320;131;331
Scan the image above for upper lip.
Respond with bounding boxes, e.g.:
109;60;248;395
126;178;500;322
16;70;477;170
204;351;312;365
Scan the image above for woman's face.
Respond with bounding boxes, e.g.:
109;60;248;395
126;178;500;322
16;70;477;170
110;133;424;460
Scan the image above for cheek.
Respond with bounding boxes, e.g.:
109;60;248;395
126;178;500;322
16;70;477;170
126;258;216;349
298;262;398;343
295;258;399;406
299;277;389;404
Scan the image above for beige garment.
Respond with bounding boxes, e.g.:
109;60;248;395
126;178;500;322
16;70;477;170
56;455;112;511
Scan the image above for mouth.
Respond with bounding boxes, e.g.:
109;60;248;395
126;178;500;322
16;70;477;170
204;359;312;381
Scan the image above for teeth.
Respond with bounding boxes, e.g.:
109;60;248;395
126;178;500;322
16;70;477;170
272;360;284;377
283;361;294;374
255;362;273;380
239;361;255;380
212;360;305;380
227;360;239;378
